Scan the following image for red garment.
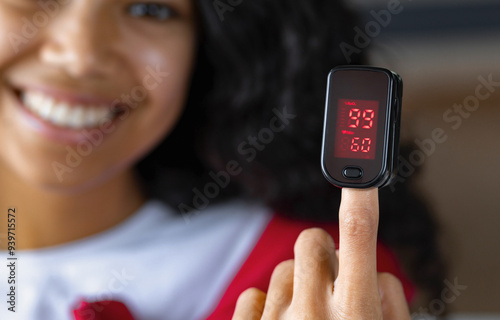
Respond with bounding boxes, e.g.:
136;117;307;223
206;213;415;319
73;212;415;320
73;301;135;320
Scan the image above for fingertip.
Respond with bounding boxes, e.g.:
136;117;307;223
233;288;266;320
378;273;411;320
294;228;336;257
236;287;266;305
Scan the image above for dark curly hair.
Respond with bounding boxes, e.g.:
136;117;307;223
136;0;446;308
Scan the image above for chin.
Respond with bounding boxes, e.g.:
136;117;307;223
6;156;121;196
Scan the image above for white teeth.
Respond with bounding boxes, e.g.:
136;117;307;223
21;90;114;129
84;108;99;127
67;105;84;128
51;103;69;126
38;99;54;120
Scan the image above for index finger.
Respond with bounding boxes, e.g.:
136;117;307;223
337;188;379;290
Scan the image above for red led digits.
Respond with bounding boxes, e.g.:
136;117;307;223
348;108;360;128
362;110;375;129
334;99;379;160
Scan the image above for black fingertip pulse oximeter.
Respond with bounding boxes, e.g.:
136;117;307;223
321;66;402;189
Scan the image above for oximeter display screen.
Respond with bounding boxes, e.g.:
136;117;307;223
334;99;379;160
321;66;402;188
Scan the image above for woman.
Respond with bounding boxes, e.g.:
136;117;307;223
0;0;445;319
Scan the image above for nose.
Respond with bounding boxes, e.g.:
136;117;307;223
39;2;120;79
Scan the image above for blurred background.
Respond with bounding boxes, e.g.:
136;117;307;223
347;0;500;318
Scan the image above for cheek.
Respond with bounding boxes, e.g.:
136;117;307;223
0;9;18;63
0;6;36;66
121;33;198;153
0;8;36;173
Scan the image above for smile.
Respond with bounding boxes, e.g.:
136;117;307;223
6;82;129;144
21;90;115;129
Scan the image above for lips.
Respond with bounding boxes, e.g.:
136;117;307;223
5;82;130;144
9;81;130;130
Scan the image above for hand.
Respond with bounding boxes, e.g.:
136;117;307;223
232;188;411;320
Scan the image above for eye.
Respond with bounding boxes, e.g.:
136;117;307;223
127;3;176;21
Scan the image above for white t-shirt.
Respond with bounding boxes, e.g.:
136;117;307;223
0;199;272;320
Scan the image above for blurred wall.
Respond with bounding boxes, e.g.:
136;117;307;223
347;0;500;313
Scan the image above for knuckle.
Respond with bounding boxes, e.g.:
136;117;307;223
238;287;265;304
234;288;266;320
266;291;290;312
378;272;403;289
340;209;378;239
294;228;336;259
288;304;326;320
293;229;337;280
269;260;295;293
377;272;406;307
272;259;294;277
297;227;329;241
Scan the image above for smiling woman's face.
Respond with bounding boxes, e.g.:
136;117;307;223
0;0;198;191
